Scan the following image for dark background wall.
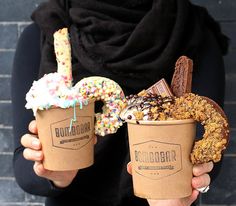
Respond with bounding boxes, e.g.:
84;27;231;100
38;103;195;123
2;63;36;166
0;0;235;205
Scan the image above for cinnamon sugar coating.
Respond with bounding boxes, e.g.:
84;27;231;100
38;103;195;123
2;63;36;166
171;93;229;164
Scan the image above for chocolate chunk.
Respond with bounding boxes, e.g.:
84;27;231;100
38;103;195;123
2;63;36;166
147;78;173;97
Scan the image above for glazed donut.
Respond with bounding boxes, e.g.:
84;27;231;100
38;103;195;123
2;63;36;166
75;76;127;136
171;93;229;164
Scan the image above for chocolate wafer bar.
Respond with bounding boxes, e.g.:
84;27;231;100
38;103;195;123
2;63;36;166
171;56;193;97
147;78;173;97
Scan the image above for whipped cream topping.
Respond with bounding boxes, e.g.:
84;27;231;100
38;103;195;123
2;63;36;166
25;72;87;115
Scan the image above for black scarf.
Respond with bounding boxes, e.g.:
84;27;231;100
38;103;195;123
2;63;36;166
32;0;228;93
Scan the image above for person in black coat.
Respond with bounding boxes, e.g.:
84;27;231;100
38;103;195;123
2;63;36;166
12;0;228;206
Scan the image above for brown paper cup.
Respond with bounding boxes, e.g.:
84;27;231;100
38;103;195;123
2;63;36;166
127;119;196;199
36;101;95;171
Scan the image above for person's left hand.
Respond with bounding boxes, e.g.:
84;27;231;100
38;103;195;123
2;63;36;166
127;161;213;206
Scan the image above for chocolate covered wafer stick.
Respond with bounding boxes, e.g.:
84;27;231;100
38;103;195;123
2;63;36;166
171;56;193;97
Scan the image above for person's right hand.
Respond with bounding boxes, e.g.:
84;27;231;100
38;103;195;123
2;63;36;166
21;120;79;188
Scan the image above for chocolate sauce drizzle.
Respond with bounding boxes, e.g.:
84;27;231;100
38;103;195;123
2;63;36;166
125;93;175;121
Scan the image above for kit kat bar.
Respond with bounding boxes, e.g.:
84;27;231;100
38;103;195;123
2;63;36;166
147;78;173;97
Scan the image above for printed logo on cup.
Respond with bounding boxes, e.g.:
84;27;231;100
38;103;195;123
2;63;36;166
133;140;182;180
50;116;93;150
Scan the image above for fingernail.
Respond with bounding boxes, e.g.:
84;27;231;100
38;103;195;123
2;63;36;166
36;152;41;158
32;140;39;147
29;122;34;130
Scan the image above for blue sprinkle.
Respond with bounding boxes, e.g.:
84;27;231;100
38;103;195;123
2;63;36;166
84;99;89;105
79;100;83;110
69;103;77;133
